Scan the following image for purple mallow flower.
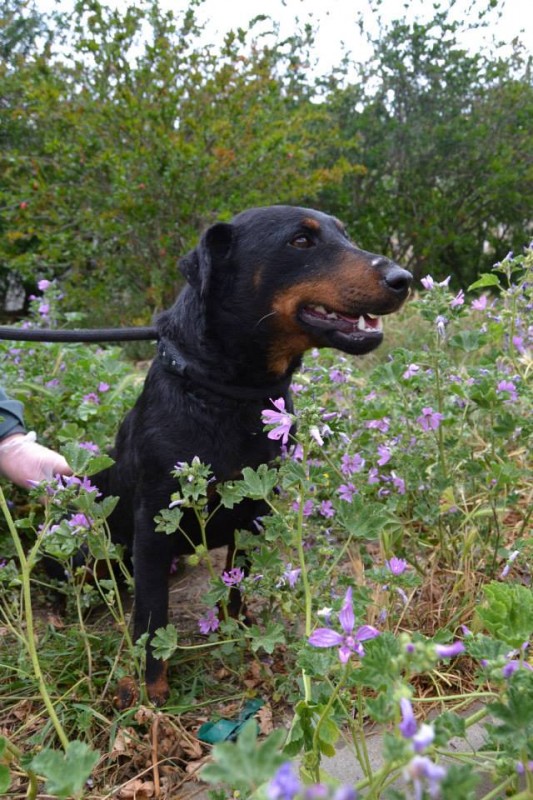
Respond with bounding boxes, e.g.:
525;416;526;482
341;453;365;476
319;500;335;519
267;762;301;800
386;557;408;575
198;607;219;634
308;587;380;663
496;380;518;401
262;398;294;445
399;697;418;738
377;444;392;466
471;295;487;311
417;407;444;431
338;483;357;502
403;364;420;379
420;275;451;290
403;755;446;800
222;567;245;587
434;641;465;658
450;289;465;308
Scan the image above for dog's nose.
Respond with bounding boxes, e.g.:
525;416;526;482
383;263;412;296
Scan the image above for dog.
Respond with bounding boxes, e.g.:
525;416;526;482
93;205;412;707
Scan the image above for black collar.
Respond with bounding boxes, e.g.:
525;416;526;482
157;337;292;402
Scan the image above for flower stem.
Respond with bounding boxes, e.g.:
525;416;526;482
0;486;69;751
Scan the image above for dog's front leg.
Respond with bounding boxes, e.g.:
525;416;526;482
114;499;173;709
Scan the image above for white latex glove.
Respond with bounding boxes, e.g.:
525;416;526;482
0;432;72;488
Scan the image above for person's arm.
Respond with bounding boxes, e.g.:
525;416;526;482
0;387;72;487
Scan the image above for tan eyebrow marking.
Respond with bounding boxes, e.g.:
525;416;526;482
301;217;321;231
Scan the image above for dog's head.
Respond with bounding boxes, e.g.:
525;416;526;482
179;206;412;376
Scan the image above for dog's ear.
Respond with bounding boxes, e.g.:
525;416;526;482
179;222;233;296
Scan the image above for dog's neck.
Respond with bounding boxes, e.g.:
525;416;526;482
157;337;292;402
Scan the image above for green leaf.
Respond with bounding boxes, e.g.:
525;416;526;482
467;273;500;290
30;741;99;799
240;464;279;499
249;622;286;654
200;720;285;792
150;624;178;660
154;507;184;534
477;582;533;648
0;763;10;794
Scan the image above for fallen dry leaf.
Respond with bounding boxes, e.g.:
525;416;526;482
117;778;155;798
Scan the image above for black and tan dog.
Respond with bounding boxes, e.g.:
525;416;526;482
94;205;411;707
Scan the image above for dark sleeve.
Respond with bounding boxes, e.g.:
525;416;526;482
0;385;26;440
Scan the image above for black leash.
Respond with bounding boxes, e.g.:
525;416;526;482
0;326;158;343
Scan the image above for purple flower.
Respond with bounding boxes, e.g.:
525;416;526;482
332;787;358;800
198;607;220;634
500;549;520;579
82;392;100;404
98;381;110;393
471;295;487;311
60;475;101;495
262;398;294;445
292;499;314;517
38;302;50;317
496;380;518;401
412;724;435;753
399;697;418;738
417;407;444;432
435;315;448;338
366;417;390;433
420;275;450;290
341;453;365;476
280;564;301;588
450;289;465;308
403;755;446;800
512;335;525;354
403;364;420;379
308;587;380;662
329;368;347;384
79;441;100;453
391;473;406;494
319;500;335;518
367;467;379;484
377;444;391;466
67;513;92;530
502;660;532;679
386;557;408;576
222;567;245;587
434;641;465;658
37;279;51;291
267;762;301;800
338;483;357;502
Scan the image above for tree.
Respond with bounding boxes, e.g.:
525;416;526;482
319;3;533;284
0;0;352;322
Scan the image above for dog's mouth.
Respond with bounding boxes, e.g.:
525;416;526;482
297;304;384;354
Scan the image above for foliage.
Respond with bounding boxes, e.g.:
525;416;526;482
1;248;532;797
1;0;532;322
0;0;353;322
319;6;533;283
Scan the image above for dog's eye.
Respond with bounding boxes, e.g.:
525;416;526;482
290;234;314;249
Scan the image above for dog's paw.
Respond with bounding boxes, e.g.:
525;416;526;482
113;676;139;710
146;674;170;707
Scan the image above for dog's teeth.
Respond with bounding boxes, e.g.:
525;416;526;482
326;312;339;320
366;313;378;320
313;305;328;315
357;316;367;331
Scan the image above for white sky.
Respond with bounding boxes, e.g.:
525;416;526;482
36;0;532;76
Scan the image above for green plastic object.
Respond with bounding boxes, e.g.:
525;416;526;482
197;698;264;743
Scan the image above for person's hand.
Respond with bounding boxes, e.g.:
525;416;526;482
0;432;72;488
